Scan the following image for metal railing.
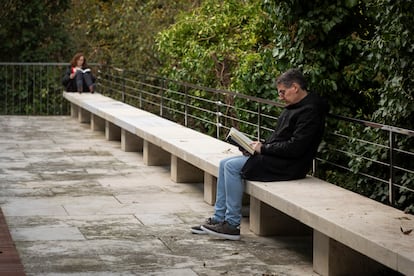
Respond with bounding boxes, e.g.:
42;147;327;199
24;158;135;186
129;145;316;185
0;62;99;115
0;62;69;115
98;66;414;210
0;63;413;211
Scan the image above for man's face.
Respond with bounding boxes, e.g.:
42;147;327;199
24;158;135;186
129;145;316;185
277;83;298;105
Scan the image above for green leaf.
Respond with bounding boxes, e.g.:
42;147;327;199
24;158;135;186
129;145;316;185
345;0;358;9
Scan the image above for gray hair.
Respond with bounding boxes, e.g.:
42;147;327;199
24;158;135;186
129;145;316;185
276;68;307;90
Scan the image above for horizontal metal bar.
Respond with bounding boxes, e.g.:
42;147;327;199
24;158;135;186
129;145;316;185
2;63;413;210
316;158;389;185
329;114;414;137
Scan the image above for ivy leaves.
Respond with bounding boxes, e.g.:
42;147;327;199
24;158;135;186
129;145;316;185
156;0;413;212
157;0;265;88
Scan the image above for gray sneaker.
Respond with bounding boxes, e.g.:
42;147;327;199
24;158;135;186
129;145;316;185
191;217;219;235
200;221;240;240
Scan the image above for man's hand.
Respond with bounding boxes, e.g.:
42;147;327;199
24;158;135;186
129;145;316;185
251;141;262;154
238;147;250;156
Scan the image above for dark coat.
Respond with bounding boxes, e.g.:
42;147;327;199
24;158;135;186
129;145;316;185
241;92;329;181
62;66;95;92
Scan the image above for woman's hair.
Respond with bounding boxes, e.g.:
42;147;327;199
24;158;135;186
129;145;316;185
70;52;88;68
276;68;307;90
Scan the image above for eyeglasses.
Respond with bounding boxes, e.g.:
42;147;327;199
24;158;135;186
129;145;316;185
277;85;293;96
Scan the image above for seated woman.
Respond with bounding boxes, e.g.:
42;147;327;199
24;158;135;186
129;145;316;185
62;52;96;93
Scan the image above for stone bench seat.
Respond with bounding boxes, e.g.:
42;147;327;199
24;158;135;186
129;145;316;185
64;92;240;204
63;92;414;276
246;177;414;275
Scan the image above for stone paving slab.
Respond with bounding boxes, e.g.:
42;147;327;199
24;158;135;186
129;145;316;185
0;116;315;276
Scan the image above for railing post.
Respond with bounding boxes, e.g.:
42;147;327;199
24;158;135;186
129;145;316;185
46;65;49;115
139;74;142;109
389;131;395;205
19;65;22;114
32;64;35;114
216;100;222;139
11;65;15;114
122;70;126;103
257;103;261;141
184;86;188;127
160;79;164;117
108;67;113;97
4;65;8;114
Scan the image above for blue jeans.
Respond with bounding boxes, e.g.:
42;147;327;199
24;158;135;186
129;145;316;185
213;155;249;227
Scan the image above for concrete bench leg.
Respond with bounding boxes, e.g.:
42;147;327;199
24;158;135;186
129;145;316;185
203;173;217;205
121;129;143;152
143;140;170;166
78;108;91;124
171;155;203;183
91;114;105;132
105;121;121;141
313;230;388;276
249;197;311;236
70;103;78;119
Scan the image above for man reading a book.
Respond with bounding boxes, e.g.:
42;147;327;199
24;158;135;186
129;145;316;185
192;68;329;240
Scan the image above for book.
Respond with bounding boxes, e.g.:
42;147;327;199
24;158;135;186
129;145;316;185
226;127;255;155
72;67;91;74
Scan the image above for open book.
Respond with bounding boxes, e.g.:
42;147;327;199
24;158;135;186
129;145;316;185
226;127;255;155
72;67;91;74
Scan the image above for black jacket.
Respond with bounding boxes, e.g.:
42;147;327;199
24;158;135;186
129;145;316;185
241;92;329;181
62;66;95;92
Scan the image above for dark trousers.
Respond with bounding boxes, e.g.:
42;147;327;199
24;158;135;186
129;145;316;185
75;72;94;92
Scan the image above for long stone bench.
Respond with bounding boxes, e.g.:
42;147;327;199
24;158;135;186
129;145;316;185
246;177;414;275
63;92;414;276
64;92;240;204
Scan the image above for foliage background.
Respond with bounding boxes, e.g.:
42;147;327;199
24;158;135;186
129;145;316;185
0;0;71;115
0;0;70;61
0;0;412;211
62;0;199;75
156;0;413;211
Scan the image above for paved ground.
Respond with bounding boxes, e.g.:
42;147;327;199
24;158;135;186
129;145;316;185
0;116;316;276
